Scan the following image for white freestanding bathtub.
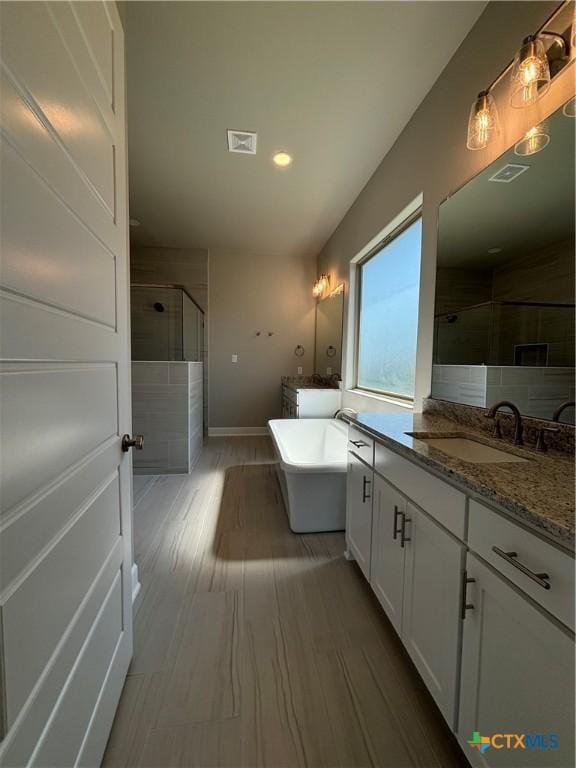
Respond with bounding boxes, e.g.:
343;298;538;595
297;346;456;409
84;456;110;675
268;418;348;533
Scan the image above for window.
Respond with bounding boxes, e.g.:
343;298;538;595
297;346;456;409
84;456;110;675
356;215;422;399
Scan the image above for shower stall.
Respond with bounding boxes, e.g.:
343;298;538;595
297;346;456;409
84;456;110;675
130;284;205;474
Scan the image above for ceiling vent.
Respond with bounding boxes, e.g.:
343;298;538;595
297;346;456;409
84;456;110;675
227;130;257;155
488;163;530;183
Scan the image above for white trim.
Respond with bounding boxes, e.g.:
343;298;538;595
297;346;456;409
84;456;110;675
131;562;141;606
344;194;424;397
208;426;269;437
346;389;414;410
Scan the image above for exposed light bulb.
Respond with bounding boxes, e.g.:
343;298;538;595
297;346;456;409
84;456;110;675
510;35;550;108
273;152;292;167
467;90;499;150
514;122;550;156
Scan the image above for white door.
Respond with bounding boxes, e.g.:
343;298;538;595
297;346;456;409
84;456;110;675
458;554;575;768
401;504;463;728
346;452;373;578
370;474;406;633
0;2;133;766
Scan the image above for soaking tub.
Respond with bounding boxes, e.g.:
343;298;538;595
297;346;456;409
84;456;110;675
268;418;348;533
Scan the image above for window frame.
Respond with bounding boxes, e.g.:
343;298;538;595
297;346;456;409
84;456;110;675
354;209;423;401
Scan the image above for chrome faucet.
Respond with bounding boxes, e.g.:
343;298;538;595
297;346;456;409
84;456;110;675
552;401;575;423
485;401;524;446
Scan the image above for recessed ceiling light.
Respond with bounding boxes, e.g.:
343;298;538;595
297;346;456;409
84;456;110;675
488;247;502;254
273;151;292;168
129;218;140;227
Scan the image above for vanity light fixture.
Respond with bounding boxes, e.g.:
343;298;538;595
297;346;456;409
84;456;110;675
312;274;330;298
466;2;571;150
514;122;551;156
466;90;499;150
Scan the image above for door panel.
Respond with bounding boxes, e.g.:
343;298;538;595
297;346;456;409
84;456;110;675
402;504;463;727
1;2;116;213
346;452;373;578
0;2;132;764
459;555;575;768
370;475;405;634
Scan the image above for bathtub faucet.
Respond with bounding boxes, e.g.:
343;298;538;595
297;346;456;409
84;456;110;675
334;407;358;422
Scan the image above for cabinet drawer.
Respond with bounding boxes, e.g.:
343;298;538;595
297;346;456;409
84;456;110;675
469;500;574;630
348;425;374;466
374;443;466;539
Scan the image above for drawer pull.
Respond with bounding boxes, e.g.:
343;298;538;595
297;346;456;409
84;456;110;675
393;505;402;540
400;512;411;548
492;547;551;590
351;439;368;448
362;476;372;502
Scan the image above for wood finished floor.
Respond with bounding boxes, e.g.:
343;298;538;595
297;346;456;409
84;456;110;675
104;437;468;768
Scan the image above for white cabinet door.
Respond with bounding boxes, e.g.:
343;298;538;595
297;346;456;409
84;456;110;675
370;475;406;634
402;504;464;728
346;452;373;579
0;3;132;766
459;554;575;768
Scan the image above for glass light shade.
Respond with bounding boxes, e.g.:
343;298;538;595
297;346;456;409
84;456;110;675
467;90;499;150
563;96;576;118
510;35;551;108
514;123;550;156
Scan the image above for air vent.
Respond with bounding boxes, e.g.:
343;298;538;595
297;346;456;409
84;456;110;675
489;163;530;183
227;130;257;155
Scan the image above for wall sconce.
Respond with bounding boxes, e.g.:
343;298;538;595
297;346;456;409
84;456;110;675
467;90;499;150
514;121;550;156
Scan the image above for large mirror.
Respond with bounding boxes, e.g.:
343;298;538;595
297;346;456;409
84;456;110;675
315;288;344;378
433;99;575;423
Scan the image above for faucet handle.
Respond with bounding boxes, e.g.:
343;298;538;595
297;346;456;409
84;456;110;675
484;412;503;439
534;425;560;453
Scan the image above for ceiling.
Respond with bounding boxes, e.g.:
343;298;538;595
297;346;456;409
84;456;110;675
124;1;487;256
438;98;575;270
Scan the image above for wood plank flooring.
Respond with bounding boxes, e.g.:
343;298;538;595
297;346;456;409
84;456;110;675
104;437;468;768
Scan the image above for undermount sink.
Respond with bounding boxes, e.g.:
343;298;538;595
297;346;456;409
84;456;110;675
406;434;530;464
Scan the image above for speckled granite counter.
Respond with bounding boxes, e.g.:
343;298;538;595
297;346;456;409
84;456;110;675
348;410;575;552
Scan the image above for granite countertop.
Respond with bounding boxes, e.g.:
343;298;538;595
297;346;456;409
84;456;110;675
349;411;575;552
283;382;339;391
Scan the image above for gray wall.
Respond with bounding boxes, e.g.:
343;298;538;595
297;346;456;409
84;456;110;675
316;1;574;412
209;248;316;429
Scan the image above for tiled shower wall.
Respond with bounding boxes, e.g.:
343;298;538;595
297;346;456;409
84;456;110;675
131;246;209;430
132;362;203;474
432;365;575;421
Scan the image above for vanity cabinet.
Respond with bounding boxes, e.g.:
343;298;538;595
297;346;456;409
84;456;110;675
459;554;575;768
401;503;463;727
346;451;373;579
371;473;463;725
370;475;406;633
347;421;575;755
281;385;341;419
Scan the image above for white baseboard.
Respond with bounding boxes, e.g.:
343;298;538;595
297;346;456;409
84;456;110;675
208;426;269;437
131;562;141;607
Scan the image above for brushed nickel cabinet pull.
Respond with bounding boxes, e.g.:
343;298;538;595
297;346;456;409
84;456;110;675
492;547;551;590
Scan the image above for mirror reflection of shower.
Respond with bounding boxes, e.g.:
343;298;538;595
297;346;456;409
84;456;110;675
130;284;204;362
